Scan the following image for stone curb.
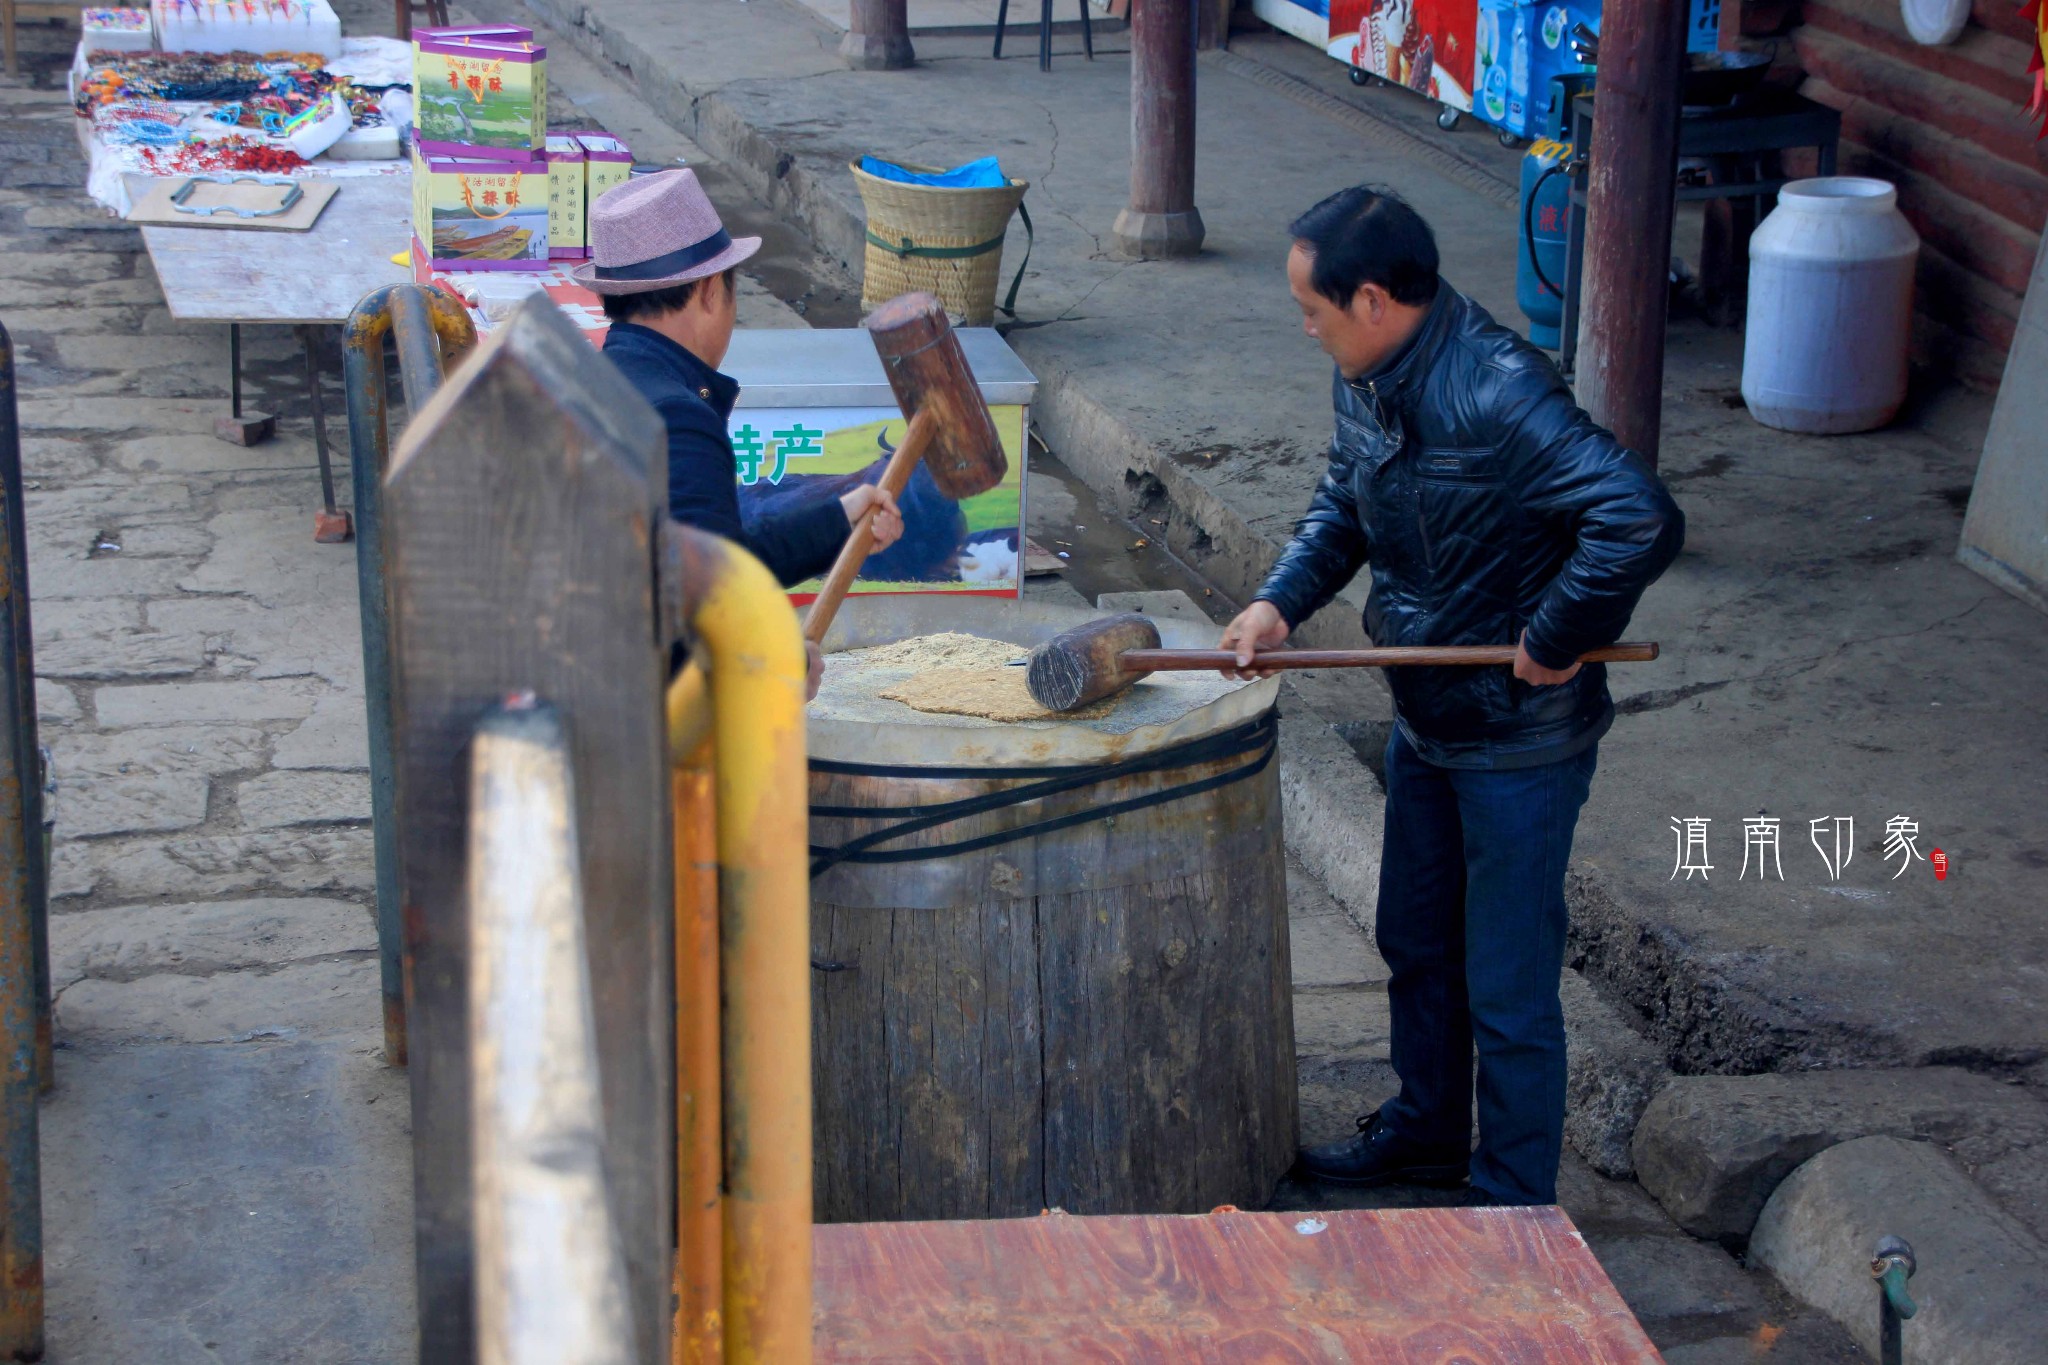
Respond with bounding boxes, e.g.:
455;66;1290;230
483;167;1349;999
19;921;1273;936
1751;1135;2048;1365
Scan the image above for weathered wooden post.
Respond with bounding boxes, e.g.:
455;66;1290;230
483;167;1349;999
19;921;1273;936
467;701;637;1365
383;297;673;1362
1113;0;1205;258
1571;0;1687;464
843;0;914;70
0;322;45;1362
342;284;476;1068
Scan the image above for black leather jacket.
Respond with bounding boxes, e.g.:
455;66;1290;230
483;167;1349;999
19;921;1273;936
1254;283;1684;769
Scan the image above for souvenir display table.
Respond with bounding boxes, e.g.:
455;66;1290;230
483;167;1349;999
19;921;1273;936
130;169;410;539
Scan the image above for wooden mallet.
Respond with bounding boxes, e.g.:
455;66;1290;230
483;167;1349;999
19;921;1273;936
1024;613;1661;712
802;292;1010;644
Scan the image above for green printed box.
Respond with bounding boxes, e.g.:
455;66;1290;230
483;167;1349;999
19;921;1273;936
413;35;546;160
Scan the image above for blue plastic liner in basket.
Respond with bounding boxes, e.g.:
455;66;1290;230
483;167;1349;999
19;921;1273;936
857;155;1009;189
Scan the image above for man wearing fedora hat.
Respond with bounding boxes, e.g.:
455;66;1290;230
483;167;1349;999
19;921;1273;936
584;170;904;685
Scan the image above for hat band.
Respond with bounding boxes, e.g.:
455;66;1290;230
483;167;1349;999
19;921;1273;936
593;228;734;281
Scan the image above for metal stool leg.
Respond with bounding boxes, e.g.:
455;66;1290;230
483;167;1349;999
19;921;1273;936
1079;0;1093;58
994;0;1008;58
1039;0;1053;71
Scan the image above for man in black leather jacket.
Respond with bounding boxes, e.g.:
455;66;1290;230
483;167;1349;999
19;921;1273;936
1220;187;1683;1206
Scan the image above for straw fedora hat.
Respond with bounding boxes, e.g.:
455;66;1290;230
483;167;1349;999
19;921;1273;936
572;168;761;295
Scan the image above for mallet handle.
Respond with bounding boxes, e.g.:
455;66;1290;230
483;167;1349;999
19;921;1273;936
803;408;937;645
1122;641;1661;670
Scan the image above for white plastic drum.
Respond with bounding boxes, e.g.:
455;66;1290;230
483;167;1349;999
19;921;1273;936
1742;177;1920;434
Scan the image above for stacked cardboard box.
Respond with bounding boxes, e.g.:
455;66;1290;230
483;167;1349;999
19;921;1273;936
410;23;550;271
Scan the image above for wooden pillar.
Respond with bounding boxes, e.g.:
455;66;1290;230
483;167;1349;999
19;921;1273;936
384;297;675;1363
1113;0;1205;258
1571;0;1687;465
842;0;914;70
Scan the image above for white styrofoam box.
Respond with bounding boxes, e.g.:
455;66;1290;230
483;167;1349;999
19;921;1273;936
150;0;342;61
81;9;157;54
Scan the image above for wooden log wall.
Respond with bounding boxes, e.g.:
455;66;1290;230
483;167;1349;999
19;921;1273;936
1787;0;2048;386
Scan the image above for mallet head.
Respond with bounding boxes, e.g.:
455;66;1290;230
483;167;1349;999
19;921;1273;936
1025;613;1163;712
863;292;1007;502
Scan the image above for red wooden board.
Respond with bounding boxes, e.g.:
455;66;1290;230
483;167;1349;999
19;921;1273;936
815;1207;1663;1363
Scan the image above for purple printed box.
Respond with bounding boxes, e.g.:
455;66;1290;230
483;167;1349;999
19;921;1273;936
411;146;550;272
413;35;547;161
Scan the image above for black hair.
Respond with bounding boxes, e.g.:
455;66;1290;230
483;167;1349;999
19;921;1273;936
600;266;737;323
1288;186;1439;308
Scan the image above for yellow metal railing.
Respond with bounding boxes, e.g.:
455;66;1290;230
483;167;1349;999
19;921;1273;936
664;529;813;1365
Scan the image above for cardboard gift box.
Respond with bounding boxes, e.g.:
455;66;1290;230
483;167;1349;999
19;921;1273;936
576;133;634;212
413;35;547;160
411;146;551;272
545;135;588;260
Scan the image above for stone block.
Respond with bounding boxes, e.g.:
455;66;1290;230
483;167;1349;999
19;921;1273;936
1751;1135;2048;1365
0;247;123;279
1633;1069;2048;1246
38;685;80;725
151;592;363;689
1292;987;1392;1058
19;396;218;436
111;432;309;475
55;957;380;1044
53;333;220;372
270;695;369;771
93;680;318;726
177;507;360;607
19;435;109;482
34;632;210;681
1562;969;1672;1180
53;774;207;838
51;826;374;902
234;770;371;828
1276;703;1386;935
38;1039;411;1362
1582;1233;1767;1323
25;552;188;601
51;896;374;986
1289;912;1386;990
33;597;142;643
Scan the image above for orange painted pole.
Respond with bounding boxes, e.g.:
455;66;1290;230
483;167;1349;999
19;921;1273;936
671;723;723;1364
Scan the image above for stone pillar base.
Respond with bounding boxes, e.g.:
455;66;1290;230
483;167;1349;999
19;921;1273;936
1112;207;1205;259
839;32;915;69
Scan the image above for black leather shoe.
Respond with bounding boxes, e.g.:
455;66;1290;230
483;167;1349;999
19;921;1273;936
1295;1112;1470;1189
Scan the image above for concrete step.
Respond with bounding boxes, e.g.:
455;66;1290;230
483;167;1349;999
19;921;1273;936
1752;1135;2048;1365
1632;1067;2048;1248
1803;0;2038;106
1971;0;2039;46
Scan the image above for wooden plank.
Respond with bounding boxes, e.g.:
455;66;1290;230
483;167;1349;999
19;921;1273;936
126;176;339;232
383;296;672;1362
136;172;411;324
814;1208;1664;1363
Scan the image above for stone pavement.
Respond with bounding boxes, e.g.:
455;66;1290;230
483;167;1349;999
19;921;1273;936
0;10;805;1356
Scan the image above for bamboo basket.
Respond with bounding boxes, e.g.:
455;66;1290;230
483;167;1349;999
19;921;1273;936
851;160;1031;325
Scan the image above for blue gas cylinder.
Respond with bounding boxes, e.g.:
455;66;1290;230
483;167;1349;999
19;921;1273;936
1517;139;1573;349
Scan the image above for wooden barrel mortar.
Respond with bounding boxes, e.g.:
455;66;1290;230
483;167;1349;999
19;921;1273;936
807;597;1296;1223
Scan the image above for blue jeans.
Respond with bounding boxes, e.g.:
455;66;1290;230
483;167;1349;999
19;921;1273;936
1374;724;1598;1204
